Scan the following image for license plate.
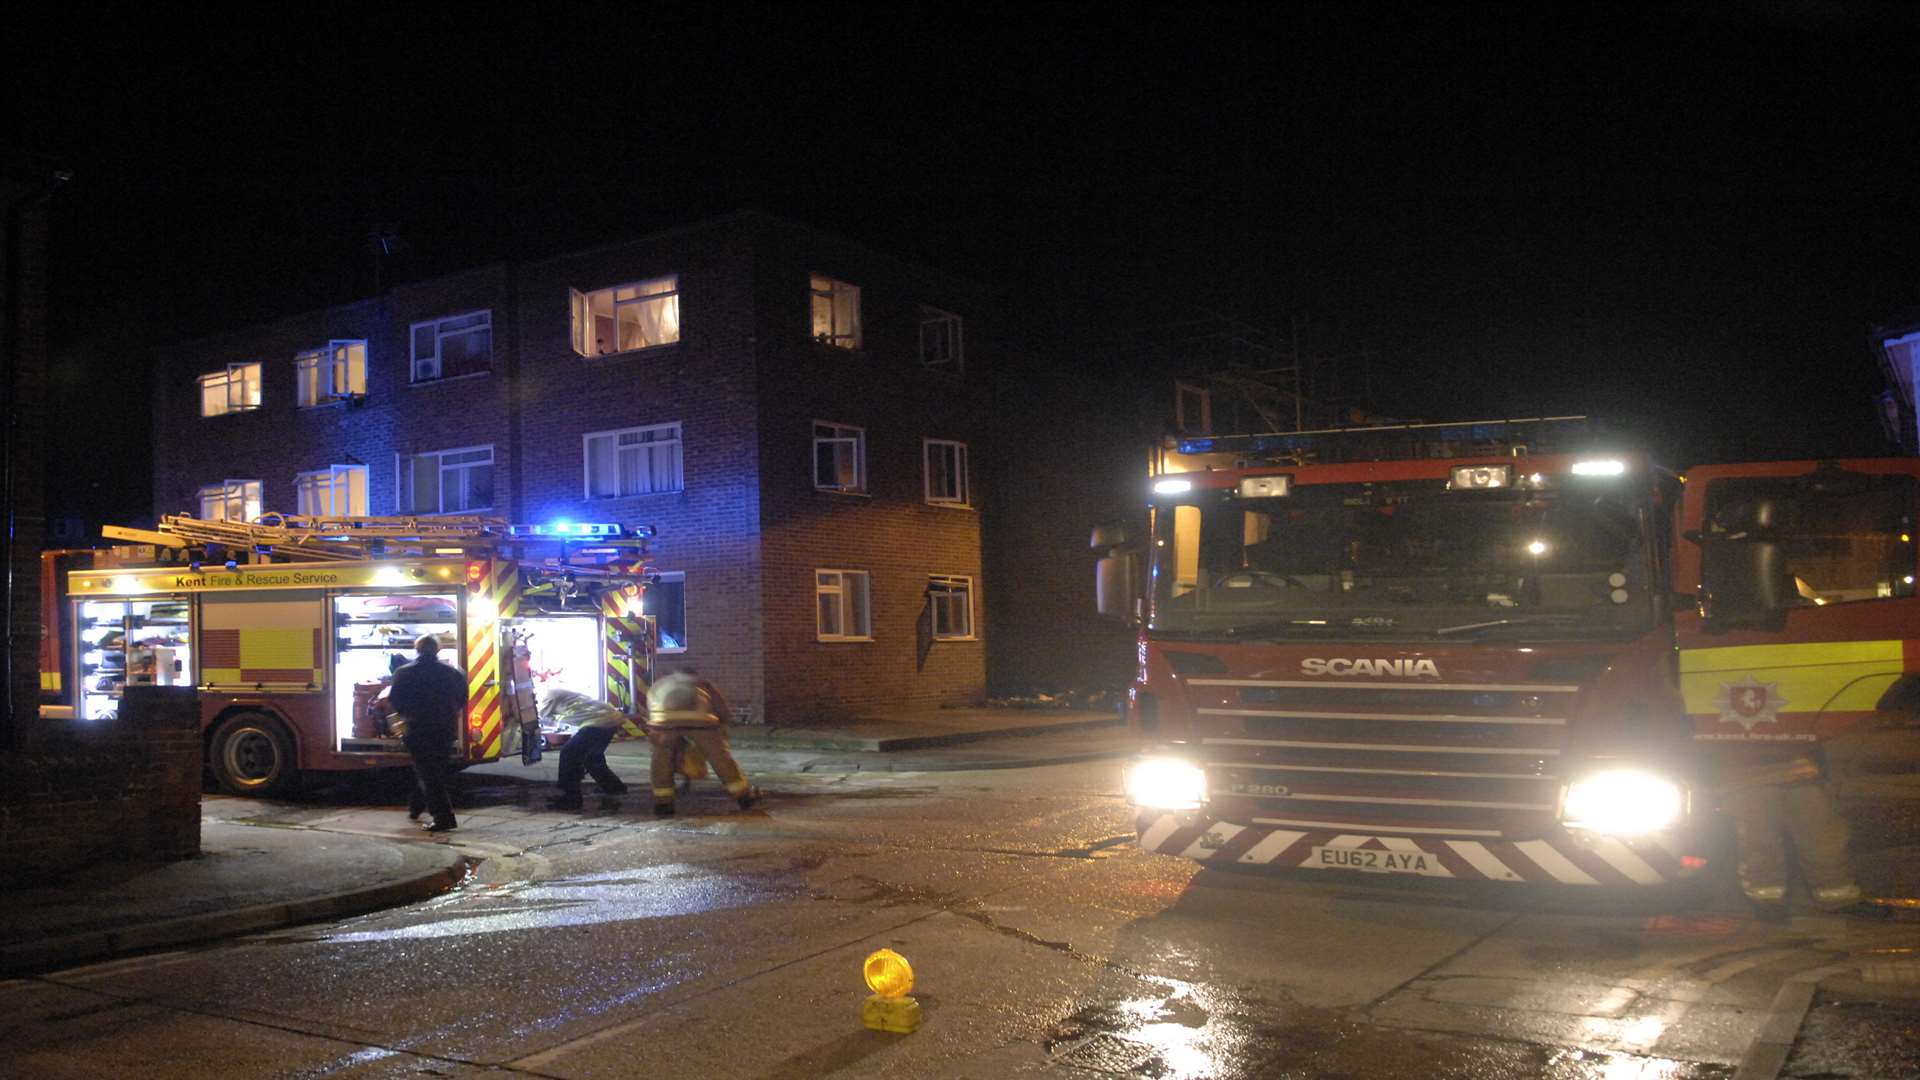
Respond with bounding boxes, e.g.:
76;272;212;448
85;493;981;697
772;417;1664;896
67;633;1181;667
1309;844;1448;877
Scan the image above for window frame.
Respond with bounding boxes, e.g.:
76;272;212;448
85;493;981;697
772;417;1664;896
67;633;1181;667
295;340;368;407
582;421;686;499
813;420;868;495
919;306;964;373
645;570;688;654
408;309;493;384
197;479;262;522
570;275;682;357
295;465;370;517
923;438;972;508
809;274;863;350
395;444;496;515
1703;474;1918;608
927;574;976;641
1176;381;1212;435
815;569;873;642
199;362;263;417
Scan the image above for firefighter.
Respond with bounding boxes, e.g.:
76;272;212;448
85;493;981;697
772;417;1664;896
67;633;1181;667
644;669;759;817
389;634;465;833
1719;749;1863;918
541;687;631;810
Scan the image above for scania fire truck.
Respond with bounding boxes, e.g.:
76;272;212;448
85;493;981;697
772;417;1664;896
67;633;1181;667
40;513;662;796
1097;418;1920;886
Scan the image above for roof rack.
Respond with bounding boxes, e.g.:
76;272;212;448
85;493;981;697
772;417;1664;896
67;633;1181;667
102;514;655;564
1177;416;1602;465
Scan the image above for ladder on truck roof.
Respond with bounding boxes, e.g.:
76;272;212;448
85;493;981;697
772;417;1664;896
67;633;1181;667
1176;416;1605;465
103;514;654;565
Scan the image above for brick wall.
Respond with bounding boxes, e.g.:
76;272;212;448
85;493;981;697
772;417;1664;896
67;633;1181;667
140;213;1000;727
513;218;768;720
750;217;994;720
153;264;516;521
0;687;201;888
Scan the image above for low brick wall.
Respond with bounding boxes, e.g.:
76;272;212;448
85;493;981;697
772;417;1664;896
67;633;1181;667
0;687;202;888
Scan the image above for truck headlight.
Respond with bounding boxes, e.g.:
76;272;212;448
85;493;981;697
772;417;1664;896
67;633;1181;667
1126;756;1207;811
1561;769;1685;836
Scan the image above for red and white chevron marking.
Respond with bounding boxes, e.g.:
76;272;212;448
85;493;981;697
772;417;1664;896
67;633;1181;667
1135;812;1695;885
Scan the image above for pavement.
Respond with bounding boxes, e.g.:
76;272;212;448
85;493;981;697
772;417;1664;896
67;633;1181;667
0;818;472;977
0;707;1127;978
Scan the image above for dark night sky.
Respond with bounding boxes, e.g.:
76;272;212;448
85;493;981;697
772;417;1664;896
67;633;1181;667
10;2;1919;519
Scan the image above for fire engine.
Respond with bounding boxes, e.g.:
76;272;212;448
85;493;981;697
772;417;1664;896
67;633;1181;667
1096;418;1920;885
40;513;660;796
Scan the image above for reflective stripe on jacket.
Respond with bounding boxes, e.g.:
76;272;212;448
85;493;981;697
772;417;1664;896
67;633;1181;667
647;673;720;728
541;688;628;730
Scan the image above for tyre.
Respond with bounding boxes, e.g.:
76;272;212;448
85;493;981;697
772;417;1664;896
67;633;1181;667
210;712;298;797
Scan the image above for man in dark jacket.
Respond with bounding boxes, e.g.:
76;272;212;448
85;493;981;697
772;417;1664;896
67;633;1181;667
389;634;467;832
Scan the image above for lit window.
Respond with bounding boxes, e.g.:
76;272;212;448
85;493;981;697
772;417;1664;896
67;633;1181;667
814;421;867;493
644;571;687;652
924;438;970;507
584;422;684;498
397;446;494;513
928;575;974;640
199;363;262;417
810;274;862;349
920;306;963;372
197;480;262;522
296;341;368;406
571;276;680;356
295;465;369;516
816;570;872;640
1176;382;1211;435
409;310;491;382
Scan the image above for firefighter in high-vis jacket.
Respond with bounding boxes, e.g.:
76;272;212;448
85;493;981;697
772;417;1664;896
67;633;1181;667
1719;747;1861;917
644;670;759;816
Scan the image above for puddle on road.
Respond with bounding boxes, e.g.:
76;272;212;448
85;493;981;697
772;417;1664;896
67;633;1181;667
323;864;803;942
1043;975;1727;1079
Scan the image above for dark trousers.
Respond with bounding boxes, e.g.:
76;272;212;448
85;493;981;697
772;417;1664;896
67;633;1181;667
557;725;624;796
406;736;457;825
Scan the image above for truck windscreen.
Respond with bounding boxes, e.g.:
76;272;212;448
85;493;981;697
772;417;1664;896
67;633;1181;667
1149;478;1658;641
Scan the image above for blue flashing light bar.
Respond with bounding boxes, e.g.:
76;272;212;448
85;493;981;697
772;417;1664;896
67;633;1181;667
507;522;626;538
1178;417;1598;462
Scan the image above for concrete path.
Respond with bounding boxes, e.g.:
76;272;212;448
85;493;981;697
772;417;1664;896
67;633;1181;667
0;816;470;977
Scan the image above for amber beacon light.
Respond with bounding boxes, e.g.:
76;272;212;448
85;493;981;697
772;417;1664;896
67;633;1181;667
861;949;921;1033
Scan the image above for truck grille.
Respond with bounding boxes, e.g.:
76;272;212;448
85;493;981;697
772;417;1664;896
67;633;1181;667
1186;678;1574;838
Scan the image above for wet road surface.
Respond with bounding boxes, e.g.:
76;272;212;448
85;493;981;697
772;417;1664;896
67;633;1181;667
2;759;1915;1078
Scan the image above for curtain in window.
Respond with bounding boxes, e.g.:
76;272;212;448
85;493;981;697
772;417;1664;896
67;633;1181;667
587;436;619;497
406;455;441;512
818;440;858;488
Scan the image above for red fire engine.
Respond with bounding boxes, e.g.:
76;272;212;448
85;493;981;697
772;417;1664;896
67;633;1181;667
1097;418;1920;885
40;514;660;795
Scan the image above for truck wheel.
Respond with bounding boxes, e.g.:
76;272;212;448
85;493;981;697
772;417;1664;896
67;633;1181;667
211;712;298;797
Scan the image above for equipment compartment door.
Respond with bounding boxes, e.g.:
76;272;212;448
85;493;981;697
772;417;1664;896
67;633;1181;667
331;591;460;753
501;614;606;751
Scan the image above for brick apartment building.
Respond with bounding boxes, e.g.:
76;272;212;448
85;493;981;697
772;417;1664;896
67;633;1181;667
150;212;993;725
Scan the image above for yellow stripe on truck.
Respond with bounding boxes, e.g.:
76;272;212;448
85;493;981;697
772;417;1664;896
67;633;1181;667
239;628;318;669
1680;639;1904;715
